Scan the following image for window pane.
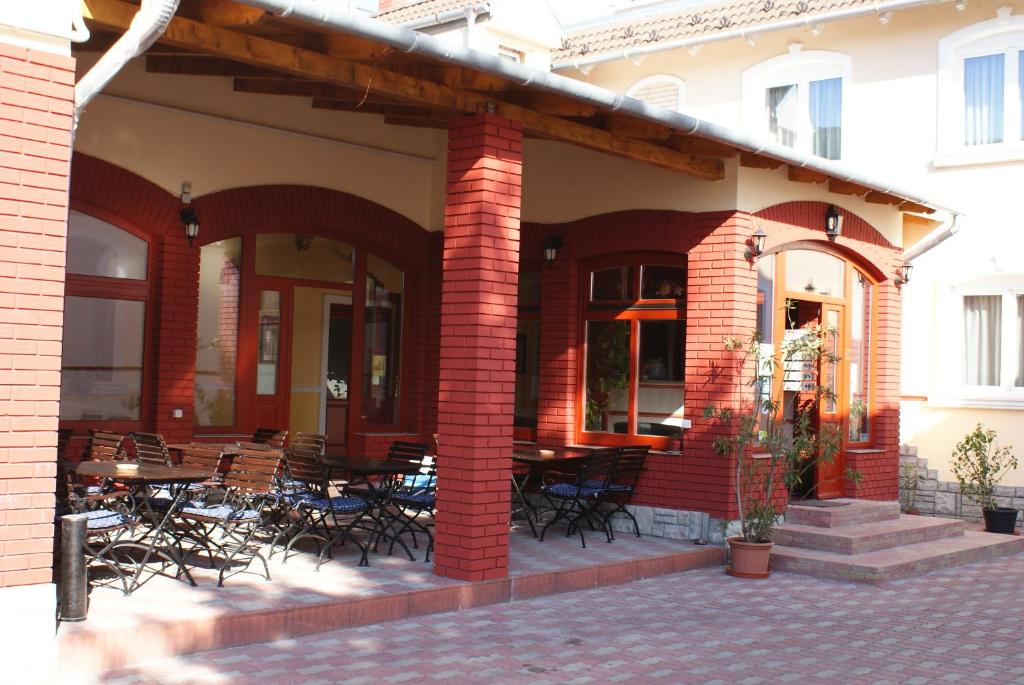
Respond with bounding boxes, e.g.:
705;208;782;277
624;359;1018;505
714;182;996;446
964;295;1001;385
257;291;281;396
591;266;634;301
584;320;630;433
254;233;355;283
67;210;147;280
1020;50;1024;139
640;265;685;300
784;249;845;297
823;309;839;414
363;255;402;424
810;77;842;160
514;320;540;429
636;320;684;438
194;239;241;426
1017;294;1024;387
60;297;144;420
757;254;775;344
848;275;872;441
964;53;1004;146
518;269;541;309
767;84;798;148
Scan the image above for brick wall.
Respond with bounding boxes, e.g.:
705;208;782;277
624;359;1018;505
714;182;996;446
434;114;522;581
0;45;74;588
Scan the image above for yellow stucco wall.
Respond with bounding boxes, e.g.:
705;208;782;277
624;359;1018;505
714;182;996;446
288;286;351;437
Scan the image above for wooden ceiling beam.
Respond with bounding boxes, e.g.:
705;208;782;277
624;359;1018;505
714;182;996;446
190;0;268;27
602;115;674;140
85;0;724;181
899;200;933;214
323;33;394;62
787;166;829;184
865;190;902;206
828;179;869;196
145;55;284;77
666;136;737;157
233;77;403;105
524;93;597;118
739;152;784;169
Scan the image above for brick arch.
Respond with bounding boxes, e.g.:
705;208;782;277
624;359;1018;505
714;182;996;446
194;185;430;273
70;154;181;241
530;209;699;261
755;201;899;280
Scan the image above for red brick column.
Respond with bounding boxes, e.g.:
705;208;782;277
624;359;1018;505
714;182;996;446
681;212;759;520
536;245;577;447
0;44;74;590
434;114;522;581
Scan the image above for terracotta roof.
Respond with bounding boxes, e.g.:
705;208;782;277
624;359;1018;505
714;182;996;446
555;0;885;63
376;0;476;25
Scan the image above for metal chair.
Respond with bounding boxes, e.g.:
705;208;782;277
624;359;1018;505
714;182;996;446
598;445;650;539
385;456;437;562
538;447;618;548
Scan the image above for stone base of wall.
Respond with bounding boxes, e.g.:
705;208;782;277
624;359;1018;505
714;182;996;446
899;445;1024;523
0;583;56;684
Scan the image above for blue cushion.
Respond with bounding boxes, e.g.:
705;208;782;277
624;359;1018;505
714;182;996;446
179;503;260;522
82;485;104;495
401;474;434;489
84;509;133;531
584;479;632;493
542;482;607;499
299;496;369;514
391;492;435;508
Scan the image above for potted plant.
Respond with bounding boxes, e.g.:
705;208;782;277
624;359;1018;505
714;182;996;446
705;327;849;578
951;424;1019;534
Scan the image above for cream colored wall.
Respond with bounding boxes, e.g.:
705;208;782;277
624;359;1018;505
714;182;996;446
572;0;1024;484
289;287;350;437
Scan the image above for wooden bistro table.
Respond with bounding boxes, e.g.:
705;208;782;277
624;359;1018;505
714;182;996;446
73;461;211;594
511;448;589;538
319;454;425;560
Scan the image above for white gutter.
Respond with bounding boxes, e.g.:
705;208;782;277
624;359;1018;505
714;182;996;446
553;0;943;71
399;2;489;31
227;0;953;214
904;214;961;261
74;0;180;129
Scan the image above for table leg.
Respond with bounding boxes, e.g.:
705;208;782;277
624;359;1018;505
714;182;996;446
121;484;198;594
511;471;539;538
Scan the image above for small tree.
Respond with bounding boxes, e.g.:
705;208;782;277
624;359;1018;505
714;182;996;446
704;326;854;543
952;424;1018;510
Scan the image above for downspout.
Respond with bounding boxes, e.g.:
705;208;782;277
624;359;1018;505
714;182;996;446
73;0;180;130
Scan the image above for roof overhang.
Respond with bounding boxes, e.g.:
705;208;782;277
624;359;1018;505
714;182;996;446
80;0;954;216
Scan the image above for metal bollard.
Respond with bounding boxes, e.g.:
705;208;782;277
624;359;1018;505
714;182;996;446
59;513;89;622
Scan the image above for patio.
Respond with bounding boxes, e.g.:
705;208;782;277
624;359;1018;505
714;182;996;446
56;523;723;676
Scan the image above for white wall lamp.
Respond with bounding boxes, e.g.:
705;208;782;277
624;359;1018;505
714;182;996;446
894;261;913;286
543;234;563;265
746;226;767;261
824;205;844;241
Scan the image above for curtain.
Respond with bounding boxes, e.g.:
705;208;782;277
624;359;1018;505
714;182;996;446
766;84;798;148
810;77;843;160
964;53;1004;146
1017;295;1024;387
964;295;1001;386
1019;50;1023;140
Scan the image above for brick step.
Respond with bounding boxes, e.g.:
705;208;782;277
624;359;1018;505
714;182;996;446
784;499;901;528
771;530;1024;583
773;515;965;555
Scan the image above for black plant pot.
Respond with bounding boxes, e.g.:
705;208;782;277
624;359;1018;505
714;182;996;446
982;507;1019;535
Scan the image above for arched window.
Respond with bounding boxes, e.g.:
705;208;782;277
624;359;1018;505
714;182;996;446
936;11;1024;165
60;210;152;427
627;74;685;112
742;50;851;161
578;255;686;448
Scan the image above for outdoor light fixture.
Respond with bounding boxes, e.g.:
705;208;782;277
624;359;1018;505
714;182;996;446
295;233;313;251
824;205;844;241
746;226;766;261
895;261;913;286
543;234;563;265
180;207;200;246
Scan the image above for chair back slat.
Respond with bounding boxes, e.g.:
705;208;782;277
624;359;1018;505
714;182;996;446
292;431;327;454
130;432;171;466
251;427;288;450
85;430;126;462
386;441;430;464
222;448;284;495
285;442;325;484
57;428;73;462
611;445;650;489
576;448;618;489
181;443;225;478
234;441;270;451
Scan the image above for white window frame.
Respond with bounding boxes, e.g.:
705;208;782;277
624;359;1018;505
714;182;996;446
741;50;851;161
935;12;1024;167
933;277;1024;408
626;74;686;113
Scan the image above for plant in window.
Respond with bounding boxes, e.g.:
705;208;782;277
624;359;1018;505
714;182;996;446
584;323;630;432
952;424;1019;534
704;327;857;577
848;399;867;441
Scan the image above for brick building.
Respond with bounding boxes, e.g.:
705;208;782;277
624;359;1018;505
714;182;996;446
0;0;942;672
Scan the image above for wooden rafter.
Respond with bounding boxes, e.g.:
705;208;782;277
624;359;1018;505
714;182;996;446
739;152;784;169
865;190;902;206
666;136;737;157
84;0;724;181
524;93;597;118
189;0;267;28
788;166;829;184
233;77;404;106
145;55;282;77
602;115;674;140
828;179;869;196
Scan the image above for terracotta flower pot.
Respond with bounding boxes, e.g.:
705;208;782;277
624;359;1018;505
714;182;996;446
726;536;772;579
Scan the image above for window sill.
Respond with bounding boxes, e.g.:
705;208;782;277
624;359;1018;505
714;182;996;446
927;396;1024;410
933;145;1024;169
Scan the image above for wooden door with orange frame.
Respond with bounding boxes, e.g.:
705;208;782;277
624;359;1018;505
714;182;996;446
816;302;846;499
247;282;292;432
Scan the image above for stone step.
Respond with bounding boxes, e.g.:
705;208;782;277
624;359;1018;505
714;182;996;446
771;530;1024;583
773;515;965;555
784;499;901;528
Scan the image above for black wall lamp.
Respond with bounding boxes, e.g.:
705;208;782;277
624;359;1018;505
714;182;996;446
895;261;913;286
180;207;200;246
825;205;844;241
543;234;563;265
746;226;767;261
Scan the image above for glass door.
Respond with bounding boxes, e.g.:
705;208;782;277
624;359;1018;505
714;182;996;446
817;303;846;499
250;283;292;431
